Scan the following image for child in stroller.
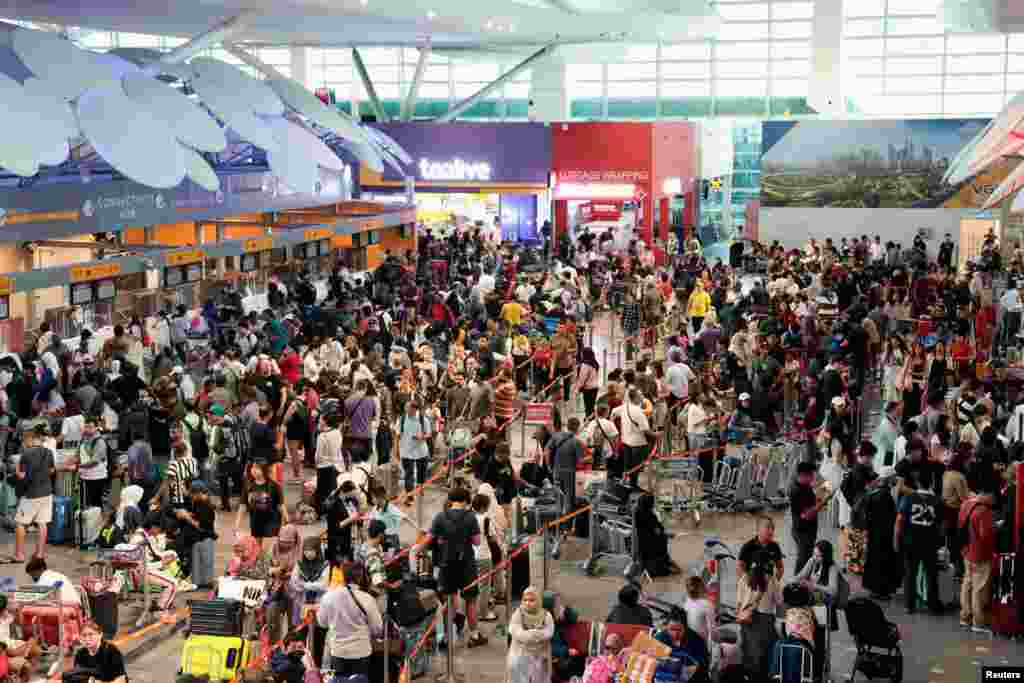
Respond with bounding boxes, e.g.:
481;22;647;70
844;597;903;683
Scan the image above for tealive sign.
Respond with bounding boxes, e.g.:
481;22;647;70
418;158;492;182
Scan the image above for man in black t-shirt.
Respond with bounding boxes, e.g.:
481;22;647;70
790;462;826;575
894;440;944;498
737;517;784;581
75;622;126;683
430;489;485;649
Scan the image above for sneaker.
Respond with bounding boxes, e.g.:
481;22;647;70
960;620;972;628
467;633;488;648
481;612;499;622
971;626;992;635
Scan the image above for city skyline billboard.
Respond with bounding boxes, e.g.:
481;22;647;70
760;118;1015;209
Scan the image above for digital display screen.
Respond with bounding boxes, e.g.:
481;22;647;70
186;264;203;282
305;242;318;259
241;254;259;272
71;283;93;305
165;267;183;287
95;278;116;301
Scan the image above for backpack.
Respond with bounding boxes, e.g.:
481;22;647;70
956;501;987;552
437;509;471;568
187;416;210;463
839;470;859;508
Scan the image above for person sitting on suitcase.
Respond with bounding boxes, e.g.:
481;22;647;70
0;594;42;681
127;516;180;623
25;557;81;607
73;620;126;683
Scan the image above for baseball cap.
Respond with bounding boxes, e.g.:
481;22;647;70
739;392;751;401
210;404;226;417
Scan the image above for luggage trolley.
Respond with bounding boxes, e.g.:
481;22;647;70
581;483;638;578
13;584;77;674
96;544;152;628
651;454;704;526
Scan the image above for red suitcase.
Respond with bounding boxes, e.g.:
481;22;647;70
19;604;82;648
992;464;1024;639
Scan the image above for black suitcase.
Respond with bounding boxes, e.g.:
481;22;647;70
509;534;531;604
86;592;118;640
188;598;244;637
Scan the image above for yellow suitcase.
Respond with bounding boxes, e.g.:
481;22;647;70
179;634;253;681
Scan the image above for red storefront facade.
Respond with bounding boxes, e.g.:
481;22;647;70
550;121;698;261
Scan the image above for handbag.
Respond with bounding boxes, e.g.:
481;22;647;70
346;585;402;656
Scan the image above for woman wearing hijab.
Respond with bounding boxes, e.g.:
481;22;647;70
114;484;144;542
574;348;601;418
507;586;554;683
291;535;331;666
266;525;302;644
635;493;681;577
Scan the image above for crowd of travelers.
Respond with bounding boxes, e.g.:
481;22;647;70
0;222;1021;683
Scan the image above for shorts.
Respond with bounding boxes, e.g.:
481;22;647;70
15;495;52;526
437;561;480;599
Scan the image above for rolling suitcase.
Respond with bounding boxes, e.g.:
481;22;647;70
179;634;252;681
992;553;1022;638
509;534;531;603
47;496;73;545
188;599;244;637
78;506;103;548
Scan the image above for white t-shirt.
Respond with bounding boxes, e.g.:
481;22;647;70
474;512;492;562
684;597;715;644
612;403;650;448
582;417;619;450
61;415;84;444
665;363;694;400
37;570;81;606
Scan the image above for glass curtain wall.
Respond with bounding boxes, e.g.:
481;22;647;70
308;48;530;120
844;0;1024;117
700;123;762;239
566;0;814;120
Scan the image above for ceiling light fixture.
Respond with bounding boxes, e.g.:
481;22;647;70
485;20;493;29
427;10;436;19
360;0;368;5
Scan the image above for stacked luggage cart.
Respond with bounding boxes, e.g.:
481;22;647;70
580;481;643;578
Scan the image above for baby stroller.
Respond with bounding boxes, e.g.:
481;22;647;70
845;597;903;683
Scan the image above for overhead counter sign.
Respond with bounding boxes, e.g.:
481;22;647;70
165;249;204;267
70;262;121;282
244;237;274;253
0;276;12;321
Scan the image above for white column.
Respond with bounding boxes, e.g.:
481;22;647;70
291;46;309;88
528;55;568;122
809;0;845;116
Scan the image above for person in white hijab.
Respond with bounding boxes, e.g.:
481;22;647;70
116;485;145;539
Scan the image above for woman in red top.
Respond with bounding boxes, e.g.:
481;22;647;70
278;346;301;385
950;332;974;377
532;339;552;393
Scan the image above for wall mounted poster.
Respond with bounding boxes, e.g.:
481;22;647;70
761;119;1016;209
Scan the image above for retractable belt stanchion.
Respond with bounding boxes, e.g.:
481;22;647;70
542;521;550;593
603;349;609;384
416;475;424;530
442;594;458;682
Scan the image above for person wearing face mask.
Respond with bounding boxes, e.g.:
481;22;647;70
507;585;554;683
292;534;331;666
73;621;126;683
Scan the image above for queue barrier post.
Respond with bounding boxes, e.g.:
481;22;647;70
416;475;424;530
520;411;528;468
542;520;549;593
602;348;609;385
